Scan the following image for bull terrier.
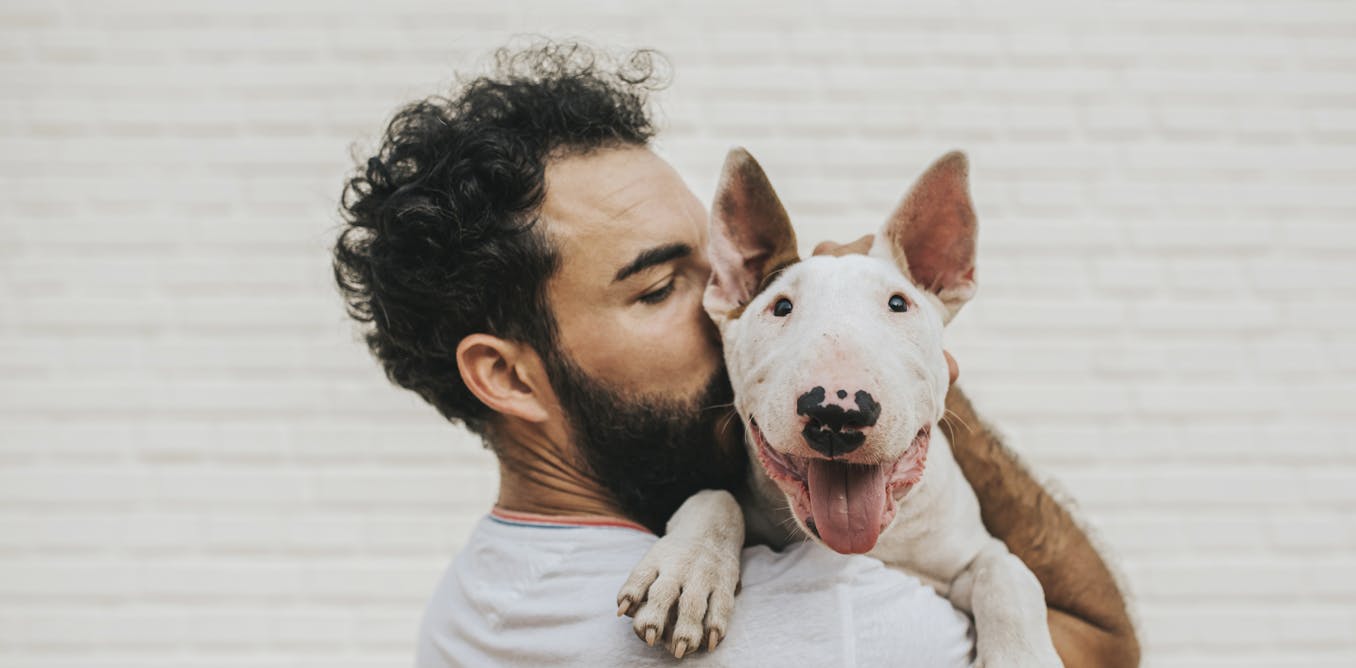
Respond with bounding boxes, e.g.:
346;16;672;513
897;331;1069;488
615;149;1062;667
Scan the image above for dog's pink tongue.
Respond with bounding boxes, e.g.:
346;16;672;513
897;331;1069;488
806;460;888;554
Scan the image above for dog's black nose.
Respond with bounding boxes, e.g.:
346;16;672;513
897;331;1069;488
797;386;882;458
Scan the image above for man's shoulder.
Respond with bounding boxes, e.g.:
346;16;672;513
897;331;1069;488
416;516;668;667
416;516;973;667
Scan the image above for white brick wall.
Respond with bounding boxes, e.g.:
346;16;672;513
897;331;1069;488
2;1;1353;665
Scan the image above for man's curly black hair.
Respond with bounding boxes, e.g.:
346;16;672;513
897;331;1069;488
334;42;667;438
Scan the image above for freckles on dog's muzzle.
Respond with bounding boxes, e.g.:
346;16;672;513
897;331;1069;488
796;386;881;458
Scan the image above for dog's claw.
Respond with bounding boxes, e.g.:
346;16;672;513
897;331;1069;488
618;491;744;659
708;630;721;651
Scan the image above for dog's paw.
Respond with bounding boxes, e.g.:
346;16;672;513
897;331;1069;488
617;534;740;658
616;490;744;659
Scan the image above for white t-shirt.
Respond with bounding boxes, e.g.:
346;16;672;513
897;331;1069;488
415;509;974;667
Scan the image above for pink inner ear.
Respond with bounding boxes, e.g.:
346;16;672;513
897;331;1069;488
704;148;799;317
887;152;977;295
897;204;976;293
707;226;753;309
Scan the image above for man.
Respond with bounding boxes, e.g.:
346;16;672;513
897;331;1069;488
334;42;1138;666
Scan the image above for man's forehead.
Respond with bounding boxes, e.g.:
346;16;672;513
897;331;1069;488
540;146;707;263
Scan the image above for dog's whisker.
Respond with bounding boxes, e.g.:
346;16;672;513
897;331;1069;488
773;502;806;536
941;408;972;434
715;410;741;435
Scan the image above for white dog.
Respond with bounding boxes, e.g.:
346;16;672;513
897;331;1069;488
616;149;1062;667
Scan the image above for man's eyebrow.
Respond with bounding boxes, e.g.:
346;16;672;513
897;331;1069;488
613;242;693;283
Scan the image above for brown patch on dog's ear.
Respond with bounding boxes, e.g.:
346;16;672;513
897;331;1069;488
876;151;978;323
704;148;800;326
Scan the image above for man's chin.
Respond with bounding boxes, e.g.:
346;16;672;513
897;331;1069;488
547;353;744;531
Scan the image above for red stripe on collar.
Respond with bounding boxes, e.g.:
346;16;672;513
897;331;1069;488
489;507;653;534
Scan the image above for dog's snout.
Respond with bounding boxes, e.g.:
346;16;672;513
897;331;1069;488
797;386;882;458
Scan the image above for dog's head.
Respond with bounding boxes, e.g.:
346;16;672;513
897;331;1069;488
704;148;978;555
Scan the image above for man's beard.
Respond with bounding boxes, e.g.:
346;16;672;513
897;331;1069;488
543;350;747;534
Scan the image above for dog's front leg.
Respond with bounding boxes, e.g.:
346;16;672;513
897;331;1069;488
616;489;745;659
949;538;1064;668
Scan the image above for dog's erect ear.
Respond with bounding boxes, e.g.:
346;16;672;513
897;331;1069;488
704;147;799;327
872;151;978;324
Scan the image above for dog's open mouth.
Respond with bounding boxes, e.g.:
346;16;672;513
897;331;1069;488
751;418;930;555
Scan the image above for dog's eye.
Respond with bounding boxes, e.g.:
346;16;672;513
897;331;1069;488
888;294;908;313
773;297;793;317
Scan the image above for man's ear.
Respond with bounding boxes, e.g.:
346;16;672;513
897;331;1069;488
871;151;978;324
455;333;552;425
703;147;799;327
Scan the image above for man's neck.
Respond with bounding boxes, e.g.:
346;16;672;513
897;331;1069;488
491;420;626;520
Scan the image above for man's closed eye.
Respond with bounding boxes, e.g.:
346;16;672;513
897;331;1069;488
638;278;676;304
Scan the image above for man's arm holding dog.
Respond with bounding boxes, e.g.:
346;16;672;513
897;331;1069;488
942;387;1139;668
814;235;1139;667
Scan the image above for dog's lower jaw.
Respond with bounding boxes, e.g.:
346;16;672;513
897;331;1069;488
749;418;932;554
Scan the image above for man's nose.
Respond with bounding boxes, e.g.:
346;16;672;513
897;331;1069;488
797;386;882;458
